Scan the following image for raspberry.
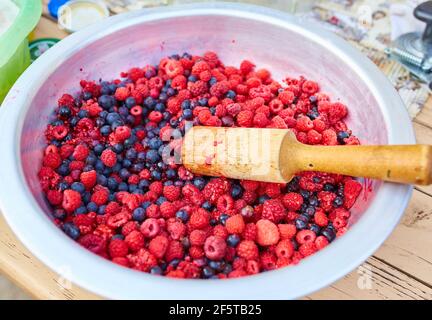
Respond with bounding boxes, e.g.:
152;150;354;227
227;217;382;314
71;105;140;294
140;218;160;238
322;129;338;145
314;208;328;227
278;90;295;105
242;223;257;241
80;170;97;189
121;221;138;236
237;240;259;260
43;152;61;169
240;180;259;191
128;248;157;272
189;80;208;97
296;116;314;132
343;179;362;209
210;81;229;98
149;181;163;195
260;251;277;270
125;230;145;252
296;230;317;244
256;219;280;246
282;192;303;211
264;183;281;198
246;260;260;275
253;112;269;128
204;236;227;260
307;129;322;145
262;199;286;223
167;220;186;240
165;59;184;78
109;239;129;258
72;144;89;161
189;208;210;230
216;194;234;212
191;60;210;75
225;214;245;234
163;185;181;201
212;225;229;240
114;87;129;101
101;149;117;167
278;224;296;239
203;178;228;203
114;126;131;141
62;190;82;212
47;189;63;205
160;201;177;218
78;234;106;254
165;240;184;262
236;110;253;127
240;60;255;74
91;188;109;206
189;229;207;246
148;235;169;258
315;235;329;250
105;201;121;215
299;243;317;257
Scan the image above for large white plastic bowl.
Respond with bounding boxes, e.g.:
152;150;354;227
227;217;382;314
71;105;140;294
0;3;414;299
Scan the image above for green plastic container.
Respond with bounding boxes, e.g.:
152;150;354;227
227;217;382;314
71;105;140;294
0;0;42;104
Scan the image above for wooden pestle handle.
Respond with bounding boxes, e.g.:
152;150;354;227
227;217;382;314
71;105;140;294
284;143;432;185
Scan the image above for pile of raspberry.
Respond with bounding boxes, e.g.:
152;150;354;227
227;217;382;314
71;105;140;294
39;51;362;279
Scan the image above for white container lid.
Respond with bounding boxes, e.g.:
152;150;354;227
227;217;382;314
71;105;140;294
58;0;109;33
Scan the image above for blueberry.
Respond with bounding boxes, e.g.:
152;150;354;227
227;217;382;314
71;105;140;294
202;201;213;211
337;131;350;144
166;169;177;180
166;88;176;97
169;259;181;268
221;116;234;127
203;266;215;278
125;97;136;109
295;216;309;230
188;75;197;82
309;224;321;234
308;196;319;207
151;170;162;180
62;222;80;240
132;207;146;222
58;106;71;118
209;261;225;271
176;210;189;222
53;209;66;220
304;206;315;216
322;228;336;242
258;195;270;204
219;214;229;225
309;96;318;104
98;205;106;215
69;116;79;127
323;183;336;192
98;95;115;109
156;197;167;205
83;91;92;100
118;182;128;191
230;184;243;199
125;148;137;160
226;90;236;99
119;168;130;180
307;110;319;120
138;179;149;190
148;137;163;150
287;176;300;192
181;100;191;109
57;164;69;176
300;189;310;200
93;144;104;155
106;112;122;125
142;201;152;210
128;184;138;193
182;109;193;120
150;266;163;275
112;234;125;240
227;234;240;247
146;150;160;164
144;96;156;108
198;97;208;106
223;264;232;275
333;196;344;207
100;125;111;136
71;182;85;193
193;177;206;190
209;77;217;86
87;202;98;212
58;182;69;191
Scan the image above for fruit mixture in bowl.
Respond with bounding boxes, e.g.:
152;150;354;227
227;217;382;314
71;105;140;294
38;51;362;279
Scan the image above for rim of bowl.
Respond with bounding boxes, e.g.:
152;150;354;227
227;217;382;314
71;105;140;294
0;2;414;299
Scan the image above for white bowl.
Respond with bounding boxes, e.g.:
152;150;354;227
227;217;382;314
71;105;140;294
0;3;414;299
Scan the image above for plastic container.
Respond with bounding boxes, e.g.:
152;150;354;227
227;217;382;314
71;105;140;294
0;0;42;104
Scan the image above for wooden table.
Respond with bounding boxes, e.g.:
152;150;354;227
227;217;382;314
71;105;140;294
1;9;432;300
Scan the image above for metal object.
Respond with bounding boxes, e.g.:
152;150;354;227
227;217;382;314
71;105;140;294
386;1;432;88
0;3;414;299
